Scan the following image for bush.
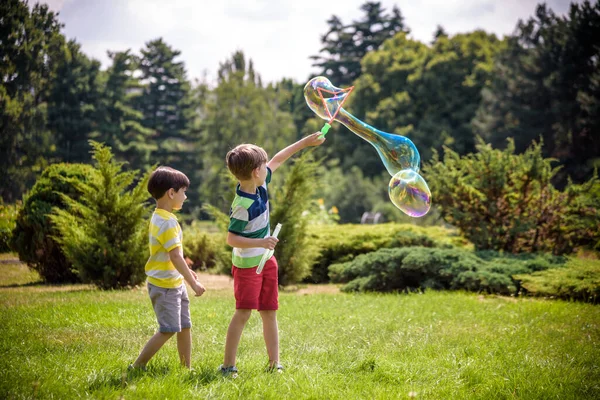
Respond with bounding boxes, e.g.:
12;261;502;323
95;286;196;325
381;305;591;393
425;138;600;255
269;153;322;285
0;202;20;252
515;258;600;303
307;223;470;283
11;163;95;283
329;247;566;296
183;221;230;273
50;142;151;289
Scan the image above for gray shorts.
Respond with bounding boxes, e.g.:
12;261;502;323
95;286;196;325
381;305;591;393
148;283;191;333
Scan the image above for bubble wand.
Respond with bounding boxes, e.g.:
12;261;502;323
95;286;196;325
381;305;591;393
316;84;354;138
256;223;282;274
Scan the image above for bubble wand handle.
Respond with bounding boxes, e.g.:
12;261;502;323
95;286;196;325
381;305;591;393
256;223;282;274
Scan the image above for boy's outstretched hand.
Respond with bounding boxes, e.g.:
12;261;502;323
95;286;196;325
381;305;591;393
303;131;326;147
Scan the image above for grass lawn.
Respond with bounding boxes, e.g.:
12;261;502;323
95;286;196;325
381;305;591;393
1;257;599;399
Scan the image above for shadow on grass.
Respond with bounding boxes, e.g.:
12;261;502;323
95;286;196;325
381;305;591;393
0;280;44;288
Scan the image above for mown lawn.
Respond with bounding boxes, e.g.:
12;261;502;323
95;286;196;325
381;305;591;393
1;257;598;399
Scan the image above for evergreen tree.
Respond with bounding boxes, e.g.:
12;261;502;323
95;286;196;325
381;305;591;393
473;1;600;186
46;40;102;163
50;141;152;289
94;50;155;171
136;38;195;172
310;1;409;87
0;0;62;202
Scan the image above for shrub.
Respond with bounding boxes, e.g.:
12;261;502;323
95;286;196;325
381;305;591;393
330;247;566;296
269;153;322;285
515;258;600;303
0;202;20;252
183;221;230;273
11;163;95;283
50;141;151;289
425;138;600;255
307;223;469;283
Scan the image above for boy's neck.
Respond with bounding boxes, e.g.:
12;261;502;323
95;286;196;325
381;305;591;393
155;198;174;213
238;180;258;195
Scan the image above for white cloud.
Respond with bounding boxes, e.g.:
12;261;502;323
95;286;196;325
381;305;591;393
39;0;580;84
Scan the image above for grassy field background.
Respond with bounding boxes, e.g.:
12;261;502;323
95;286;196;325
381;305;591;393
1;256;598;399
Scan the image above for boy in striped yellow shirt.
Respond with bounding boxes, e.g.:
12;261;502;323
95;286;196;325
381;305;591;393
131;167;206;370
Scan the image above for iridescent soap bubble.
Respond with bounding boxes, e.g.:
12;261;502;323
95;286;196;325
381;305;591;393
304;76;432;217
304;76;420;176
388;169;431;218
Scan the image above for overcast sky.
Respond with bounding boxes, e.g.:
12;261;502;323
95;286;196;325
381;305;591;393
38;0;577;84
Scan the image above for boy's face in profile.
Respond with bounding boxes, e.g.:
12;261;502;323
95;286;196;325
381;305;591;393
255;163;268;186
170;187;187;210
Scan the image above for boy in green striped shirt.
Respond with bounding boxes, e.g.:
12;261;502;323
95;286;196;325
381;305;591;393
131;167;206;371
219;132;325;376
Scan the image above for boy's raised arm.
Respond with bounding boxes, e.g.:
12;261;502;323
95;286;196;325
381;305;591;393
267;132;325;172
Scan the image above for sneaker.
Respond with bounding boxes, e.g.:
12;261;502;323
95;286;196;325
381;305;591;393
218;364;238;378
266;363;284;373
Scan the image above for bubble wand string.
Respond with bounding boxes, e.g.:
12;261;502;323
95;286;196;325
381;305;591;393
316;85;354;138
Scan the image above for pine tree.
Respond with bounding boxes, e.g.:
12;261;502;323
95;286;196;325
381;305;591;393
50;141;152;289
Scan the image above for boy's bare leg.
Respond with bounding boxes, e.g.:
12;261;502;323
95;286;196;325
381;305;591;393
223;309;252;366
133;331;175;367
177;328;192;368
259;310;279;367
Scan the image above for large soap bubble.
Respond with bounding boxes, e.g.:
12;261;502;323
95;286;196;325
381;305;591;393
304;76;431;217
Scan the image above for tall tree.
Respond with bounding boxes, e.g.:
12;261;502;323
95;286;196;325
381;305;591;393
93;50;155;171
473;1;600;186
135;38;195;172
198;51;296;212
310;1;409;87
0;0;62;202
46;39;102;163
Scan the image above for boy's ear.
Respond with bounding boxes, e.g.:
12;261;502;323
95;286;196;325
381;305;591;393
167;188;175;199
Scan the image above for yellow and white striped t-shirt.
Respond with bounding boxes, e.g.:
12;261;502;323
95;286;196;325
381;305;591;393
145;208;184;288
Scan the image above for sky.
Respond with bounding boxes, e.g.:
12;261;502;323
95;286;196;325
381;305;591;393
38;0;577;85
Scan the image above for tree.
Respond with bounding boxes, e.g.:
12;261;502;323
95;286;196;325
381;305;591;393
135;38;196;173
473;1;600;186
46;40;102;163
310;1;409;87
94;50;155;171
198;51;296;212
0;0;63;202
50;141;152;289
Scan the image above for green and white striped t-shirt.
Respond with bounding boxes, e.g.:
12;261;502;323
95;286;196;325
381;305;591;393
228;167;272;268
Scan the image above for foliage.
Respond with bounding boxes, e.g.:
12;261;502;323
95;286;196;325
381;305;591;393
182;221;230;273
308;223;469;283
269;153;322;285
474;1;600;186
311;1;409;87
515;258;600;303
0;0;63;202
0;202;20;252
425;137;600;254
198;51;297;213
329;246;565;295
10;163;95;283
50;141;151;289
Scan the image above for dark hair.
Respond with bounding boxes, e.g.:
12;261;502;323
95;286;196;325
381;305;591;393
147;167;190;200
225;144;268;180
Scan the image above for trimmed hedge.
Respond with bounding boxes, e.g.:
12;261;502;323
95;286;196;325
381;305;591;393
307;223;471;283
329;246;566;296
515;258;600;303
0;202;19;252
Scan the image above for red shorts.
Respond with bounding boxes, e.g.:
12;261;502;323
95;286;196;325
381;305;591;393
232;256;279;310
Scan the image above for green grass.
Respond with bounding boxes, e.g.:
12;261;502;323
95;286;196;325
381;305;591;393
1;258;599;399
